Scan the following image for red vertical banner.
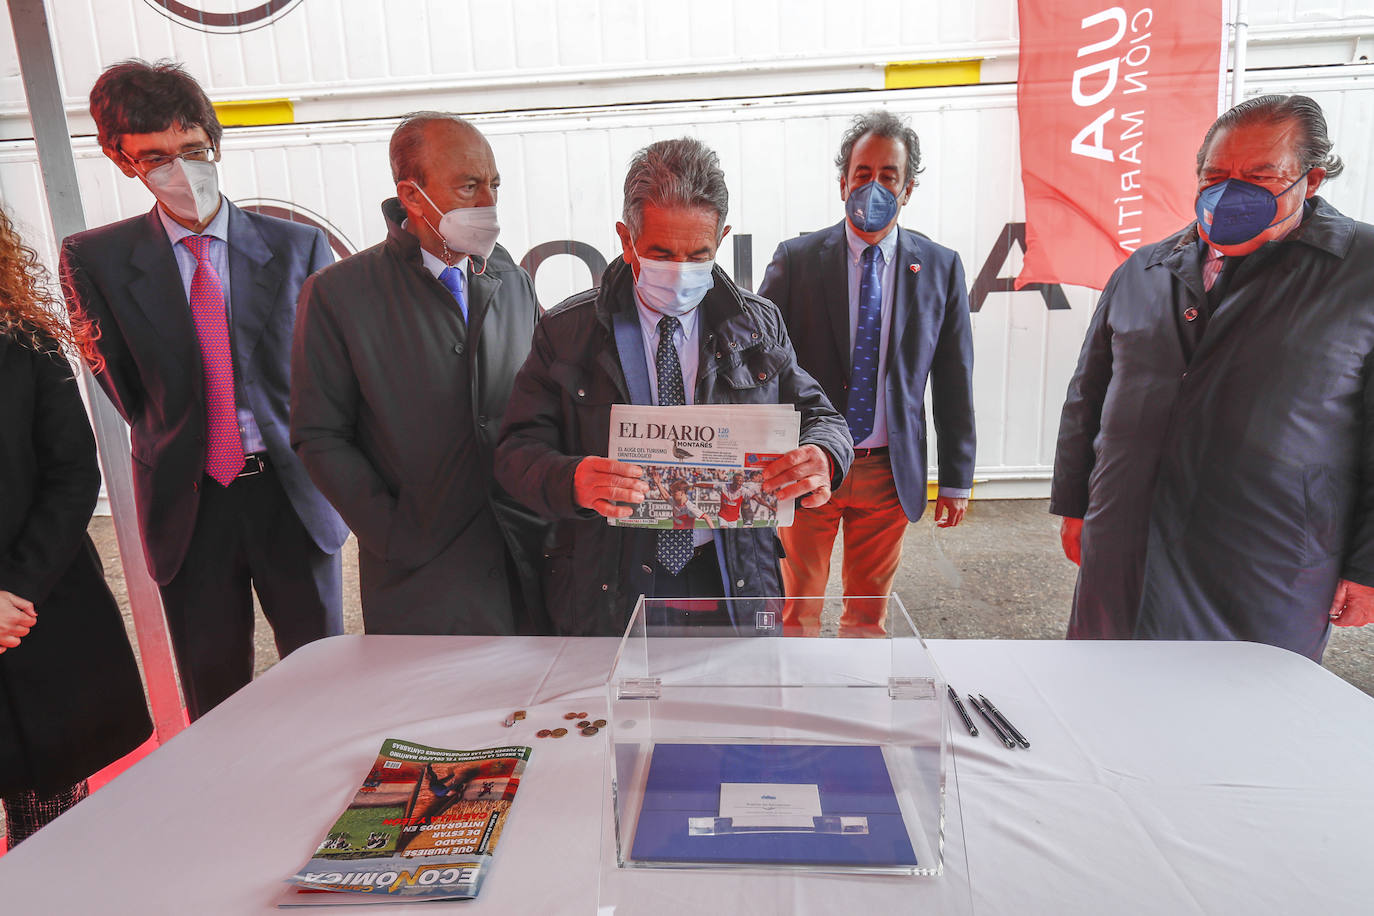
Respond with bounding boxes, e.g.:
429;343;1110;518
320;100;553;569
1016;1;1225;290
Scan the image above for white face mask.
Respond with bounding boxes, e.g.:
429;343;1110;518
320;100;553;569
633;256;716;317
409;182;500;260
143;158;220;224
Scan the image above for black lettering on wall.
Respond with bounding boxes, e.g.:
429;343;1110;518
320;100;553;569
970;222;1070;312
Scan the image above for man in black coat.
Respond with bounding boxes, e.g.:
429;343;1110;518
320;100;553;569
60;61;345;720
495;138;852;636
291;113;545;634
1052;94;1374;660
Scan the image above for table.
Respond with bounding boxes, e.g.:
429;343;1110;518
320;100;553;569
1;637;1369;914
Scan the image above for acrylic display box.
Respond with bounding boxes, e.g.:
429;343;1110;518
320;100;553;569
598;594;965;896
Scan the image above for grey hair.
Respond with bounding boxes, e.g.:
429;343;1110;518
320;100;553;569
622;138;729;238
389;111;477;184
1196;94;1344;180
834;109;924;186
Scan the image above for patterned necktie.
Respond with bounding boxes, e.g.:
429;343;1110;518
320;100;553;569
439;264;468;322
182;235;244;486
846;244;883;443
655;315;693;576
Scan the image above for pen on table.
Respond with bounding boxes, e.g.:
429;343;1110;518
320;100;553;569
979;694;1030;749
947;686;978;737
969;694;1016;749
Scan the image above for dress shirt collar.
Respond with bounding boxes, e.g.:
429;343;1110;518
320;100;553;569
843;219;898;266
634;285;701;345
157;195;229;247
405;218;470;279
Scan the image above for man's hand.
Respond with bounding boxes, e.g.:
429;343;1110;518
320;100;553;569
574;456;648;519
762;445;832;509
1059;517;1084;566
1328;579;1374;627
0;591;37;654
933;496;968;528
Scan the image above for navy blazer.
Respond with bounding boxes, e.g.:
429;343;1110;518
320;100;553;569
759;220;976;520
60;202;348;584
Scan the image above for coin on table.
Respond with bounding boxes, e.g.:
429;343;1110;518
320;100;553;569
576;720;591;729
563;712;580;720
593;719;607;728
551;727;568;738
536;729;552;739
576;711;588;718
581;726;600;736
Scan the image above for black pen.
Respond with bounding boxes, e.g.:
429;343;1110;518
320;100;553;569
979;694;1030;749
947;686;978;737
969;694;1015;748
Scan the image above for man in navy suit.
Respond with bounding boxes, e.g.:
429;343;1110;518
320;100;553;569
61;60;346;719
759;110;976;634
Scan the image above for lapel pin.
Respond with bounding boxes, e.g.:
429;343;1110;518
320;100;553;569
909;264;921;274
1183;307;1198;322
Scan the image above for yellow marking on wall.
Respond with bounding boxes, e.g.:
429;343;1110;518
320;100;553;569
213;99;295;127
885;59;982;89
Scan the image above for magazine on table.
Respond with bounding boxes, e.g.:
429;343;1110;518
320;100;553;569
278;740;530;906
607;403;800;530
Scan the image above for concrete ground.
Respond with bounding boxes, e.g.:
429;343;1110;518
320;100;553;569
91;498;1374;697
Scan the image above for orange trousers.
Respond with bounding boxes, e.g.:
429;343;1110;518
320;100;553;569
780;452;911;634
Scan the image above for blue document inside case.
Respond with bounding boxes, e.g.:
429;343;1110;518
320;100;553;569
630;743;918;867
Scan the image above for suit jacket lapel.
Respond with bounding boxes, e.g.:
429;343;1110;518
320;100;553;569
127;207;200;385
818;222;851;372
226;202;283;367
891;228;923;357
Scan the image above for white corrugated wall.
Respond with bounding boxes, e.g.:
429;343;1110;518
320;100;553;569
2;0;1373;497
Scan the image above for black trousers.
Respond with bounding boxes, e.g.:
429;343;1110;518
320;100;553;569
647;545;734;632
158;462;342;720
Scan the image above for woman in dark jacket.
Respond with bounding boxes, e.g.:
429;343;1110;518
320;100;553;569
0;206;151;847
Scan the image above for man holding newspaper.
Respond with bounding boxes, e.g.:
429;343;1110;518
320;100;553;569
496;138;852;635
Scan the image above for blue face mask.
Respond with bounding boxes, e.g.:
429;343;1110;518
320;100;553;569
1195;171;1309;246
845;180;900;233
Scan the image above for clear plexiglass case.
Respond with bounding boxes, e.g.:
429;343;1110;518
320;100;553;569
601;594;958;880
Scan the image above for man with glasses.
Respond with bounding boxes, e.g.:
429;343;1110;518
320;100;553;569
1053;94;1374;661
60;60;346;719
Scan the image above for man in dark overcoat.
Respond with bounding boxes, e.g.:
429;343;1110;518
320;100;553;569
1053;94;1374;660
291;113;545;634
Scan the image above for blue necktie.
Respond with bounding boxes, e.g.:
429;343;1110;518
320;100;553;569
655;316;693;576
846;245;883;443
439;265;468;322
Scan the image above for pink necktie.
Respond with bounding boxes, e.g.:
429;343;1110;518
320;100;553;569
182;235;244;485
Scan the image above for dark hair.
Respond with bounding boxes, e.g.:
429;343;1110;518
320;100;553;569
389;111;478;185
89;59;222;154
1196;94;1344;180
835;110;924;186
623;138;729;238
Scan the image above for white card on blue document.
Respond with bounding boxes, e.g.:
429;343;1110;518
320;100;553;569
719;783;821;828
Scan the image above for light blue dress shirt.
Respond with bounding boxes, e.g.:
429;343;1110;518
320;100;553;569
157;198;265;455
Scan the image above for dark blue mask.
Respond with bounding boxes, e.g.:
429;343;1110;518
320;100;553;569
845;180;900;233
1195;171;1309;246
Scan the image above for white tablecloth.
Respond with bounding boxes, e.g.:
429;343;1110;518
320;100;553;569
0;636;1369;914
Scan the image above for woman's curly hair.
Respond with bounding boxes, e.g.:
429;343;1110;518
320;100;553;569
0;206;103;371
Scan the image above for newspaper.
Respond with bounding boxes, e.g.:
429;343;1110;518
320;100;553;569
279;740;530;906
608;403;801;529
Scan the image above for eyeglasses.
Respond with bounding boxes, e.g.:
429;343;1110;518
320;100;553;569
122;146;217;171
